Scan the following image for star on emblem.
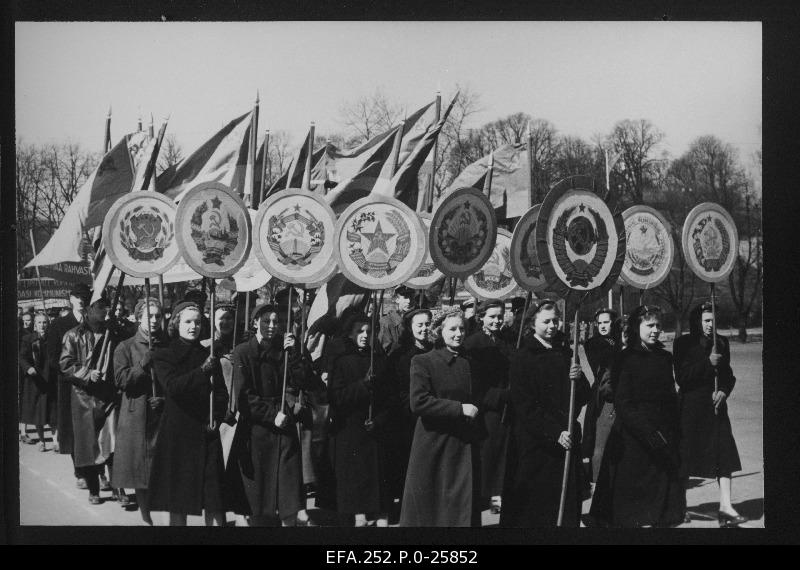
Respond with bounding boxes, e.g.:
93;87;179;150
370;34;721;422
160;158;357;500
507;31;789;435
211;196;222;209
362;221;395;255
579;203;586;212
463;200;471;210
294;203;301;212
640;226;648;234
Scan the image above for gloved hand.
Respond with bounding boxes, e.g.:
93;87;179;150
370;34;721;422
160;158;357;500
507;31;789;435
709;352;722;367
147;396;165;412
363;418;375;432
201;355;219;374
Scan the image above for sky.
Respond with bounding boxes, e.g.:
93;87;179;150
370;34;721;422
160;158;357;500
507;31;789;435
15;21;761;173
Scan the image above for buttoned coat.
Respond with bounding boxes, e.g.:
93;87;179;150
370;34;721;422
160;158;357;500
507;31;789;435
47;312;80;453
399;347;483;527
20;331;53;426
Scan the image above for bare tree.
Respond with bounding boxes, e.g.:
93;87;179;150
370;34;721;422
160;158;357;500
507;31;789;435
685;135;748;214
157;133;184;175
608;119;665;205
435;84;483;195
727;182;762;342
338;88;403;145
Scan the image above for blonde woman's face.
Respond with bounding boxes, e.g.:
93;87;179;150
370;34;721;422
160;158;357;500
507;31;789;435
178;309;202;341
534;308;559;340
441;316;465;348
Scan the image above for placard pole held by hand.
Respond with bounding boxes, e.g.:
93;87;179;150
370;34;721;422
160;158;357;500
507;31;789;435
144;278;156;398
711;282;719;415
501;290;534;425
557;305;580;527
208;278;216;431
97;270;127;375
280;286;293;412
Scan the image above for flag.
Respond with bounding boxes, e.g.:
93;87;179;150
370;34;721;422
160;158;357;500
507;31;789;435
156;110;253;201
441;142;530;219
379;93;457;208
26;133;147;269
263;127;327;198
306;273;370;333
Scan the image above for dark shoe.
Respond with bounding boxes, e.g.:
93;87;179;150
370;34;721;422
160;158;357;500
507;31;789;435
99;475;112;492
118;492;131;507
76;477;88;490
88;494;102;505
21;435;35;445
718;511;749;527
53;442;60;453
38;442;47;452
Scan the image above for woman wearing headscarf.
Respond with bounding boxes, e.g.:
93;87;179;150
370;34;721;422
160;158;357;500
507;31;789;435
385;307;433;515
148;301;246;526
112;297;167;524
500;300;590;527
463;299;512;515
232;303;321;526
599;305;685;527
20;312;53;451
674;302;746;527
400;309;484;527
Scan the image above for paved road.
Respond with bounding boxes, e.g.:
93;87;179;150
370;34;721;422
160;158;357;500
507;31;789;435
17;341;763;529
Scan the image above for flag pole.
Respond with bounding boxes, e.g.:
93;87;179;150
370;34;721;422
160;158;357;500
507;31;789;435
244;93;259;206
280;287;294;412
557;304;581;526
208;278;217;431
104;106;112;153
28;230;49;316
259;129;270;205
302;122;315;192
425;90;442;213
711;282;719;415
527;120;534;207
483;151;494;199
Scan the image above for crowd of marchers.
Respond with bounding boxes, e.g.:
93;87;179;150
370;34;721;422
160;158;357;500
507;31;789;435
17;284;748;528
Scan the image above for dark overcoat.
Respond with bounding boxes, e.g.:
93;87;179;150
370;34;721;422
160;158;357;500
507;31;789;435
385;342;430;502
673;333;741;478
597;342;685;528
463;329;511;498
149;337;247;515
111;328;167;489
500;335;590;527
59;322;118;468
378;310;403;355
20;331;53;426
47;312;80;453
399;347;483;527
232;335;322;519
328;340;394;515
581;335;620;473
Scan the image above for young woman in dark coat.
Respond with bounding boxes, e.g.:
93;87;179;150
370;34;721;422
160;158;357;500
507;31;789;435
500;300;590;527
597;305;685;528
674;302;747;527
400;310;484;527
385;308;433;514
233;303;321;526
328;312;394;526
112;297;167;525
463;299;511;515
20;312;53;450
149;301;246;526
581;309;622;505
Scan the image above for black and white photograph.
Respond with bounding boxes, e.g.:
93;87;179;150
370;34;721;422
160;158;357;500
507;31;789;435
6;11;781;545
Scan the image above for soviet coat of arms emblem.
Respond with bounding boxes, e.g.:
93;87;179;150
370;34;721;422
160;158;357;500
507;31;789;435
268;203;324;267
691;215;730;272
190;196;240;266
346;210;411;277
119;204;174;262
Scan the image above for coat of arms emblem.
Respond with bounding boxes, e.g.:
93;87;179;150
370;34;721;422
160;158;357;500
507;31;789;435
437;199;490;265
346;209;411;277
267;203;325;268
118;204;174;262
552;203;609;288
626;216;667;277
472;245;513;292
190;196;240;266
691;215;730;272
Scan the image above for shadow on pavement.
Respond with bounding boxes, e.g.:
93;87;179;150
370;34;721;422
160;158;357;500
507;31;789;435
691;498;764;521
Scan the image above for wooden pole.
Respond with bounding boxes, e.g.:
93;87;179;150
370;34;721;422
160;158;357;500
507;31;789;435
244;291;251;342
280;287;293;411
557;306;580;527
619;285;625;316
157;274;165;330
260;129;270;205
516;290;533;350
28;229;49;316
711;282;719;414
424;90;442;213
97;270;126;374
302;123;315;192
639;288;645;306
483;151;494;199
608;287;613;312
368;290;380;422
208;278;216;430
144;278;156;397
527;120;535;208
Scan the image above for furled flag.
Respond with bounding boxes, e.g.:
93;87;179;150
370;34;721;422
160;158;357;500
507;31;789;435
262;128;327;198
156;110;254;202
25;131;150;269
440;142;530;219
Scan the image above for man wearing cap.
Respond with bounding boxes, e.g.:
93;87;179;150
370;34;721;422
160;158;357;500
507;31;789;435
463;299;511;515
379;286;417;356
46;283;90;479
60;298;121;504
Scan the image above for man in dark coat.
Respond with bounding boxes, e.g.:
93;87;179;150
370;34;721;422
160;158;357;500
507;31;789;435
47;283;90;466
59;299;119;504
674;302;746;526
112;297;167;524
233;303;323;526
463;299;511;514
378;286;416;355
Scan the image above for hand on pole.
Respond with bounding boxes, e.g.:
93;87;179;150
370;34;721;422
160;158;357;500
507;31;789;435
557;431;573;450
283;333;296;352
201;355;219;374
712;390;727;410
569;363;582;380
461;403;478;421
709;351;721;367
274;411;289;428
88;369;103;383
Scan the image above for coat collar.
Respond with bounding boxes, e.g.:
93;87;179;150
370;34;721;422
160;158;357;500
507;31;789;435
629;340;666;353
431;346;467;365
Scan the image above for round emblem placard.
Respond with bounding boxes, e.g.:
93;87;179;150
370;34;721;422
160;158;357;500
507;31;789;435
621;205;674;289
102;192;181;278
465;228;516;301
175;182;252;279
536;175;625;303
681;202;738;283
334;195;427;290
253;189;338;285
509;204;549;293
429;187;498;279
404;213;444;289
